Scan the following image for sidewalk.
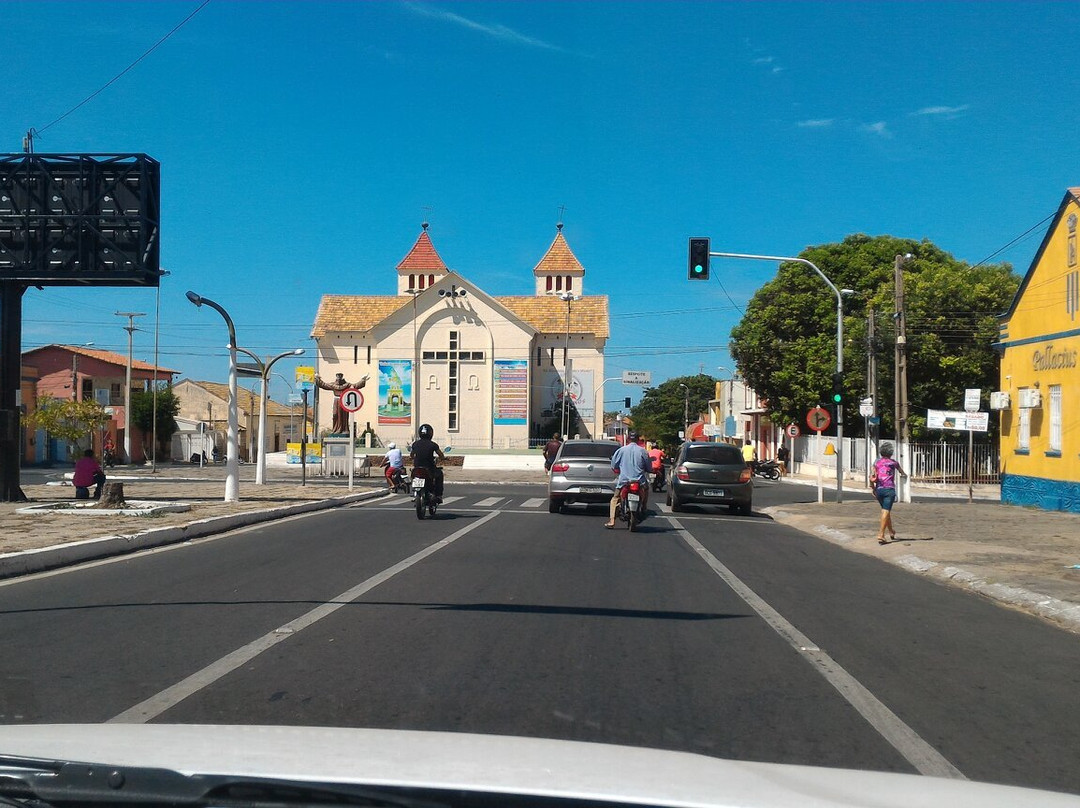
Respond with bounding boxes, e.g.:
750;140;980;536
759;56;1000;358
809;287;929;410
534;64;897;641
3;463;1079;634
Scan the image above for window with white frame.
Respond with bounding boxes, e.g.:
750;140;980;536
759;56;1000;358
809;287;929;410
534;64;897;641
1049;384;1062;453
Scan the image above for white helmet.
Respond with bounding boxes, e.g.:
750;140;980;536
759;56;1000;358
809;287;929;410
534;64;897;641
387;442;396;449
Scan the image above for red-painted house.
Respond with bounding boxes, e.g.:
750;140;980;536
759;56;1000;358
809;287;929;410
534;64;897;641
21;344;179;464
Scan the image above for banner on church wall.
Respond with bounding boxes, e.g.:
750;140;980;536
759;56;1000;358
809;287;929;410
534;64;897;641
543;369;595;422
493;360;529;425
378;360;413;424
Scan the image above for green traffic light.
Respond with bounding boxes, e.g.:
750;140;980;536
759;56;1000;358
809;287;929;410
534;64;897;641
832;394;842;403
693;264;704;274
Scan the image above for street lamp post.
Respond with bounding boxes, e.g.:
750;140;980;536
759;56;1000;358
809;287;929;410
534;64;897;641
558;291;581;438
186;291;240;502
151;269;171;472
709;251;852;503
717;365;736;439
232;345;305;485
406;289;422;434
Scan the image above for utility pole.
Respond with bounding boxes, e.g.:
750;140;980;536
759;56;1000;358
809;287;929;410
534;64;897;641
867;306;876;484
116;311;145;464
894;255;911;502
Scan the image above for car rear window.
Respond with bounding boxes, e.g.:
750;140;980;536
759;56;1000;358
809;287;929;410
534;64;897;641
684;445;744;465
558;442;618;460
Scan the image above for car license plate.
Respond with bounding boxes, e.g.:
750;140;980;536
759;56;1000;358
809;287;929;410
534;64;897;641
703;489;725;497
580;486;605;493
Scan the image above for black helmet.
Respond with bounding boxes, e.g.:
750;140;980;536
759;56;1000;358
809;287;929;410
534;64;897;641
418;423;433;440
627;430;638;442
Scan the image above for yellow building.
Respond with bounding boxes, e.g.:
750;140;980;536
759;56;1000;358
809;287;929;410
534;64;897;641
996;187;1080;512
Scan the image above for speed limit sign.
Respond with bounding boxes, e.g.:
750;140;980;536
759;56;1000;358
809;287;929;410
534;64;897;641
785;423;801;438
340;388;364;412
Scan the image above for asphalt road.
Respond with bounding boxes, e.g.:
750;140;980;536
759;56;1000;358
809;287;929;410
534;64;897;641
2;481;1078;797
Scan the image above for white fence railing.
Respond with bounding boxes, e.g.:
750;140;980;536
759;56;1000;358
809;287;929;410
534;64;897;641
791;436;1000;485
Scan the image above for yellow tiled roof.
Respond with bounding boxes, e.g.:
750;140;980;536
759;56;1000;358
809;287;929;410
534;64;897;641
181;380;300;417
532;231;585;275
312;294;609;339
496;295;609;338
311;296;411;338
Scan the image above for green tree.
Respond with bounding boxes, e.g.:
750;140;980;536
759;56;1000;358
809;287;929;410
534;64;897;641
130;386;180;457
26;395;110;460
729;234;1019;440
631;374;716;448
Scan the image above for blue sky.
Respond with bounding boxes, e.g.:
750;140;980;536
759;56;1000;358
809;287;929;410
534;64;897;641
5;1;1079;407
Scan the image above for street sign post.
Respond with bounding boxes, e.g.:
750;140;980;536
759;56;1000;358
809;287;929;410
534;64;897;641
806;406;831;433
785;423;801;438
964;388;981;413
340;389;364;412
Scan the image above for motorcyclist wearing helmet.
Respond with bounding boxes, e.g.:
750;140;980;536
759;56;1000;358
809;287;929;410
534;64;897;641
409;424;445;501
383;442;404;492
604;430;651;528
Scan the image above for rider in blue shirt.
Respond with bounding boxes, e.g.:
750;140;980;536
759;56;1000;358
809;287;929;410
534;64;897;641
605;431;651;527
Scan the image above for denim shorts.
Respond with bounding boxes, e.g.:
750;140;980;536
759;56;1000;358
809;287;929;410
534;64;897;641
875;486;897;511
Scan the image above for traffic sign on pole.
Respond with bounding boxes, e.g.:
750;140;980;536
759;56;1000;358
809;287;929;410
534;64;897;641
785;423;801;438
340;389;364;412
806;406;831;433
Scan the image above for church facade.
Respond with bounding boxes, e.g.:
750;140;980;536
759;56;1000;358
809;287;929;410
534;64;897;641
310;225;609;448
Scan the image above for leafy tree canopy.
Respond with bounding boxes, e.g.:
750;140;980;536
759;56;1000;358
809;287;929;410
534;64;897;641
729;234;1019;440
630;374;716;449
131;387;180;452
25;395;110;455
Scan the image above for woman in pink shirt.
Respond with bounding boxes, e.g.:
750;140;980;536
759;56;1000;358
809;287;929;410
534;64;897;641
870;442;907;544
72;449;106;500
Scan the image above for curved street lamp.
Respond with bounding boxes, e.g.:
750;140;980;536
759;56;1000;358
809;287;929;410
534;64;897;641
186;291;239;502
232;345;305;485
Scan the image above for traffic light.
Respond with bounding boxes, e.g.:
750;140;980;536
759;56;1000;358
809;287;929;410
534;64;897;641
831;372;844;405
624;397;632;408
688;237;710;280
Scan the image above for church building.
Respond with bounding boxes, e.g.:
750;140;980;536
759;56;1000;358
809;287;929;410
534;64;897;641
310;224;609;448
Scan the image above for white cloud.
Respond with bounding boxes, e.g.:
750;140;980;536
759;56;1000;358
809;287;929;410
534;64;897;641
798;118;835;128
403;3;565;52
911;104;970;117
860;121;892;138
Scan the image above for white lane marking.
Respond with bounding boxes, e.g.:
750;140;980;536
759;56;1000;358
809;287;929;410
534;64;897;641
440;496;464;506
668;517;966;780
521;498;547;509
108;511;501;724
474;497;504;508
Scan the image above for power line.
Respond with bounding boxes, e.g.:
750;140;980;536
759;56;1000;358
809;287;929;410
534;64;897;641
33;0;212;138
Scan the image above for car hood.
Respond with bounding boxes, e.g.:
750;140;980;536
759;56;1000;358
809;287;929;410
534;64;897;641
0;725;1077;807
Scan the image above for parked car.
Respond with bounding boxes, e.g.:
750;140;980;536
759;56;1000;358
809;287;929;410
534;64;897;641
548;439;619;513
667;442;753;515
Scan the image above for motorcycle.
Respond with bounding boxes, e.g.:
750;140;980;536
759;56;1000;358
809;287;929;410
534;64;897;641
615;479;645;531
102;448;116;468
411;467;439;519
384;463;409;494
751;459;781;481
650;461;666;492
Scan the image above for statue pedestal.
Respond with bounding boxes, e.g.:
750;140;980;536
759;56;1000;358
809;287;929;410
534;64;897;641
322;437;353;477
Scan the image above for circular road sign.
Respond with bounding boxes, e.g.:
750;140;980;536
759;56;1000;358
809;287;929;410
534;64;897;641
340;389;364;412
806;406;831;433
785;423;801;438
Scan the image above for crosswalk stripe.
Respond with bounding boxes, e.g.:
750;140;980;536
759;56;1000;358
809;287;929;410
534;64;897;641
521;498;547;508
474;497;504;508
440;496;464;505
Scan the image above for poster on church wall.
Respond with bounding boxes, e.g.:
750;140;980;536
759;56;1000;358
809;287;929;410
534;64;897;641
493;360;529;425
543;369;595;421
378;360;413;424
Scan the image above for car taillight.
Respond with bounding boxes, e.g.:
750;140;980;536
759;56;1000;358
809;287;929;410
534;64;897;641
551;462;570;473
676;465;689;481
739;468;752;483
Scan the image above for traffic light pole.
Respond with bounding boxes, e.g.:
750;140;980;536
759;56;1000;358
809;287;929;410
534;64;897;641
708;251;847;504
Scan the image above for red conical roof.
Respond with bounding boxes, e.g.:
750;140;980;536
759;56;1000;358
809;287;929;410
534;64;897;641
396;228;448;272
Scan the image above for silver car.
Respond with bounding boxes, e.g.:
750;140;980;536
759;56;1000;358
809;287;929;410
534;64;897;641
547;439;619;513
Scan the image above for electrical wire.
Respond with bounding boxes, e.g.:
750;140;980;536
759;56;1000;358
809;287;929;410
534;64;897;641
34;0;212;136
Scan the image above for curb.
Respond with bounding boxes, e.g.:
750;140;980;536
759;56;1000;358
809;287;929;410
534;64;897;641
763;506;1080;634
0;490;386;581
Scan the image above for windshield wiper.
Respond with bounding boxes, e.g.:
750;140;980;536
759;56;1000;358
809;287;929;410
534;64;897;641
0;756;449;808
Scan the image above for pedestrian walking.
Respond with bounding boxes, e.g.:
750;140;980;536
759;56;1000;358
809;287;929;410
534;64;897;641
870;441;908;544
543;433;562;472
